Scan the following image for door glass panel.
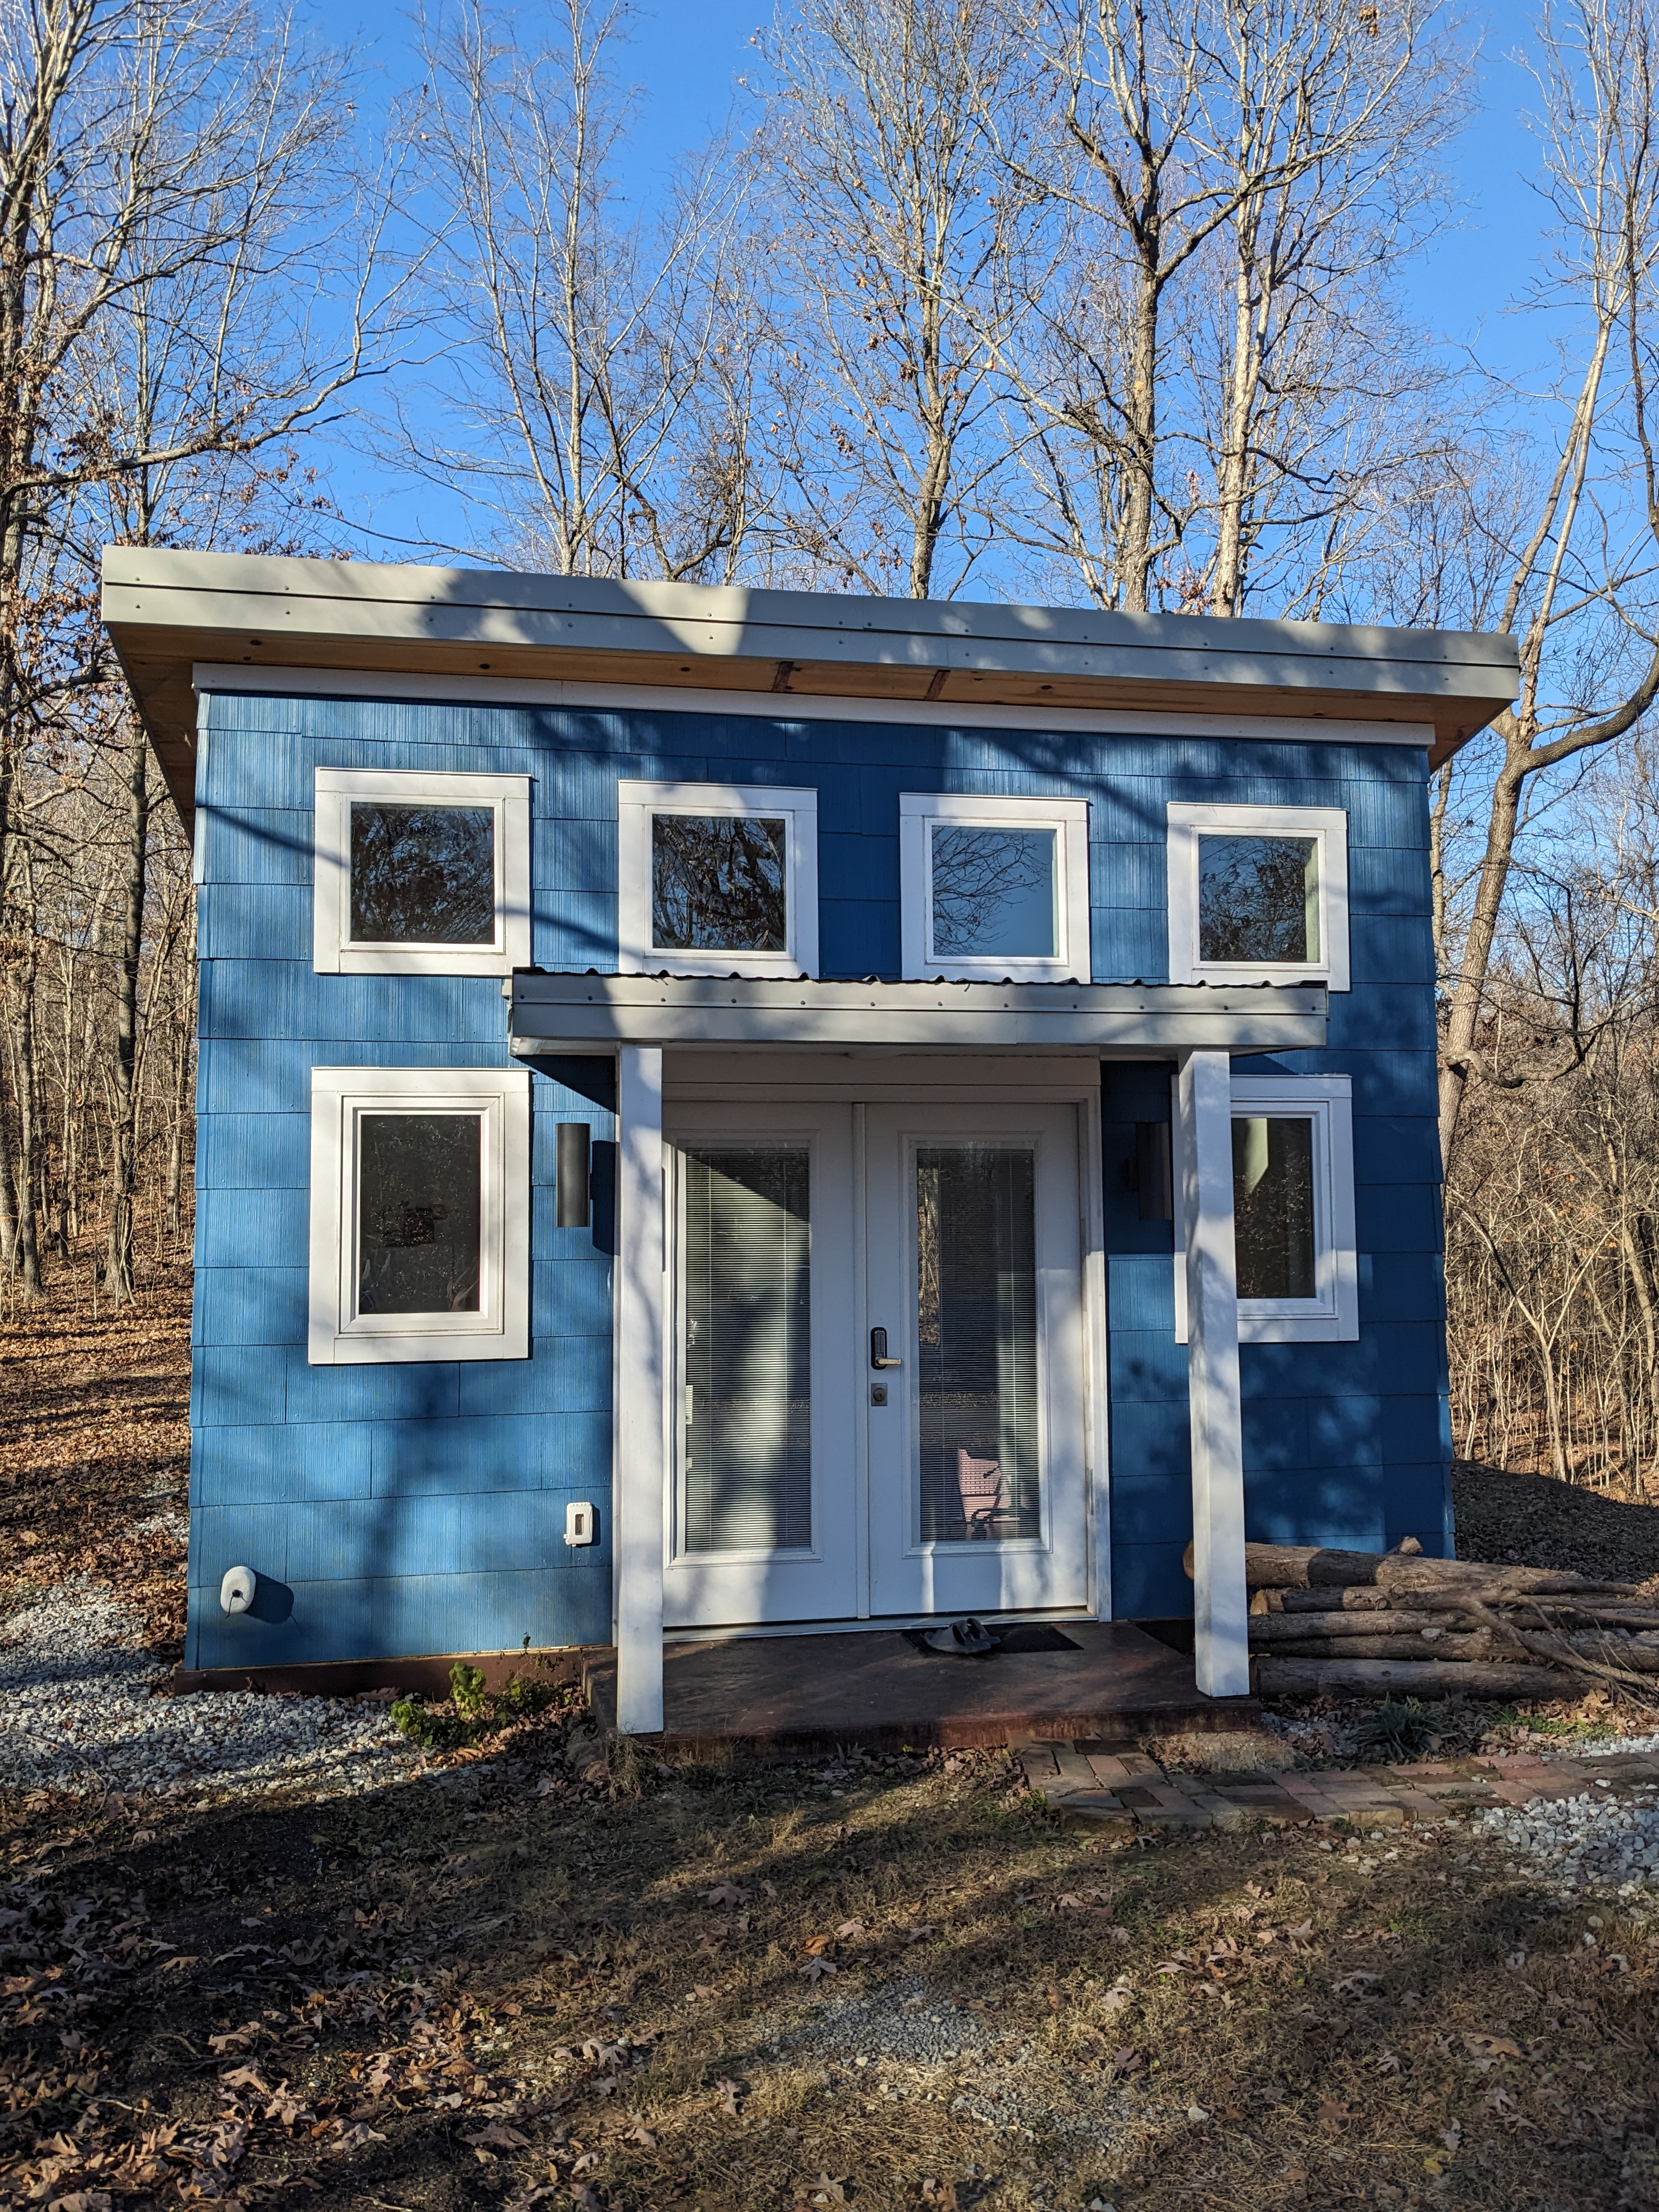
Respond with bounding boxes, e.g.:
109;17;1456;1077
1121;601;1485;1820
914;1145;1039;1543
682;1148;812;1553
357;1112;482;1314
1233;1115;1316;1298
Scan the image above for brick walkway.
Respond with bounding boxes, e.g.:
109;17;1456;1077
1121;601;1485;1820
1017;1740;1659;1830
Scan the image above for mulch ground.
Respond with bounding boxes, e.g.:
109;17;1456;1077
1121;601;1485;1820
1452;1462;1659;1586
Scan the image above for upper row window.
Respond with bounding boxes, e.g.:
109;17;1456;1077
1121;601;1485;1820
617;779;820;976
309;772;1348;992
900;794;1091;983
1166;801;1350;992
313;768;531;976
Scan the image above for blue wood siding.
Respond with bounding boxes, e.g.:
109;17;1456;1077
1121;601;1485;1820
189;685;1449;1663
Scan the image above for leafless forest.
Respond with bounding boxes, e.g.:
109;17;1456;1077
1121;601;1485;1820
6;0;1659;1499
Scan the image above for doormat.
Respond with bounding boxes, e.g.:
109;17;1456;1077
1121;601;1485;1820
901;1625;1082;1656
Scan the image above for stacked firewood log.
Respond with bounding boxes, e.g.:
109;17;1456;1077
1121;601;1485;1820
1233;1540;1659;1703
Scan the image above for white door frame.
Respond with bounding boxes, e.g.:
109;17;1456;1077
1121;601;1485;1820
864;1099;1093;1619
612;1053;1110;1725
660;1101;859;1629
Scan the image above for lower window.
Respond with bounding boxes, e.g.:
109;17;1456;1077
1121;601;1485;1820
308;1067;531;1363
1174;1073;1358;1344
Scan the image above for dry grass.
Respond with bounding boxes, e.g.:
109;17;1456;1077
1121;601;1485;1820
4;1741;1657;2211
1142;1730;1286;1777
5;1288;1659;2206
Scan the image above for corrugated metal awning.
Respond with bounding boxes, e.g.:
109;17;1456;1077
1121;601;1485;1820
508;971;1327;1055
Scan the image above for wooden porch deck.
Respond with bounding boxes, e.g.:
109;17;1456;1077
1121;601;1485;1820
586;1621;1256;1754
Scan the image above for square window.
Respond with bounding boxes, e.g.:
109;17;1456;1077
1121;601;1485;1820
1173;1074;1357;1344
653;813;788;952
900;794;1090;981
314;770;531;975
308;1067;530;1363
350;804;497;946
618;781;817;976
1167;803;1348;990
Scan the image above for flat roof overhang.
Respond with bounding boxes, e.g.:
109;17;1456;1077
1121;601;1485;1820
508;972;1328;1055
101;550;1520;824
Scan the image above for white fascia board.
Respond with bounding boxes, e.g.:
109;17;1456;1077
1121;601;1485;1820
191;663;1436;750
110;547;1520;698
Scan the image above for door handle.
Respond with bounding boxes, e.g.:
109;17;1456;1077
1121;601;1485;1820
870;1326;901;1370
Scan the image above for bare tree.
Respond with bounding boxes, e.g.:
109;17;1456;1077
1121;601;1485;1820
1437;0;1659;1162
992;0;1463;614
397;0;752;581
751;0;1040;599
0;0;391;1295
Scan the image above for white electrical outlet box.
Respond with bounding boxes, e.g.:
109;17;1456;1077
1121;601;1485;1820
563;1501;596;1547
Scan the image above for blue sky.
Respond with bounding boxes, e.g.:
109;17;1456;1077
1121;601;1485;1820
308;1;1556;569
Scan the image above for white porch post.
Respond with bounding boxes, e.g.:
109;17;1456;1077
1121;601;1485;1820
614;1045;665;1734
1177;1048;1250;1699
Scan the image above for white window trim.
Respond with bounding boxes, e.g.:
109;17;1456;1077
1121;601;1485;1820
1167;801;1349;992
1173;1072;1358;1345
313;768;531;976
308;1066;531;1364
617;778;819;978
899;793;1091;983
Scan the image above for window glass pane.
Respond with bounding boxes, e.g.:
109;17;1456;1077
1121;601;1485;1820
916;1145;1040;1543
1198;834;1319;964
358;1114;482;1314
349;804;495;945
1233;1115;1316;1300
683;1147;811;1552
653;815;788;952
930;826;1057;959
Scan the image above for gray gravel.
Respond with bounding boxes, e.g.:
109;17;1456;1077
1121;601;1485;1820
1475;1784;1659;1893
0;1578;421;1800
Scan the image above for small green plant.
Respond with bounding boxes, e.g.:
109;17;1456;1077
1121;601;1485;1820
389;1666;562;1752
1356;1696;1440;1760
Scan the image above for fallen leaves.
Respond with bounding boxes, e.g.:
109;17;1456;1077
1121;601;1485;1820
702;1882;749;1908
716;2074;746;2117
462;2121;531;2150
794;2176;847;2206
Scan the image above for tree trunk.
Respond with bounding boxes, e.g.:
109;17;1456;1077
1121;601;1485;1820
103;715;149;1299
1255;1656;1574;1698
1120;257;1160;613
9;919;43;1296
1438;742;1525;1163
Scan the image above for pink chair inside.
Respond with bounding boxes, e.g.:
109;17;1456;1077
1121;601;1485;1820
956;1449;1007;1538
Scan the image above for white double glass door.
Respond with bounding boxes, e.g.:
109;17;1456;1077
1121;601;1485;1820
661;1098;1089;1629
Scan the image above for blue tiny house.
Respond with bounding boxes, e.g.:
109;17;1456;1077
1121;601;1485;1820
104;553;1518;1726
